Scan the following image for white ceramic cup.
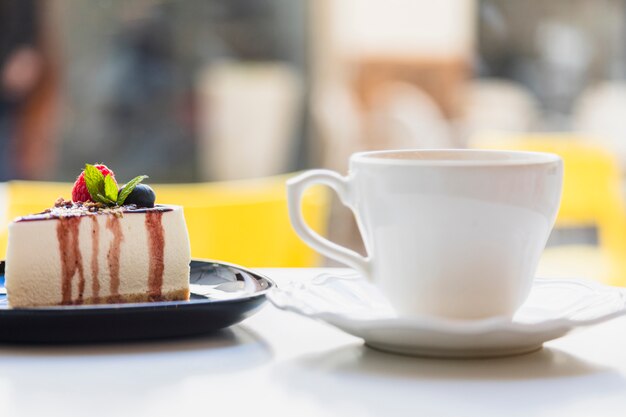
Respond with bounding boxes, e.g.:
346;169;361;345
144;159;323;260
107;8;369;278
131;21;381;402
287;149;563;319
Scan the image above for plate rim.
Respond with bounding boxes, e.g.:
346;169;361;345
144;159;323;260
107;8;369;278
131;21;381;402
0;258;276;313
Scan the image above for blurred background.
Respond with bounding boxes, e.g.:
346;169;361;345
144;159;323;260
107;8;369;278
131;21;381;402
2;0;626;284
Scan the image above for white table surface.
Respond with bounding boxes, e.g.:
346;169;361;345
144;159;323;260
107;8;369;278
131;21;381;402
2;268;626;417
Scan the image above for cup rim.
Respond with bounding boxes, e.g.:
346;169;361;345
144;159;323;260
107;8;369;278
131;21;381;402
351;149;561;167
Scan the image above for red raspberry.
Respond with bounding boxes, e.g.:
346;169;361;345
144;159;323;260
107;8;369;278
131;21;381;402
71;164;117;202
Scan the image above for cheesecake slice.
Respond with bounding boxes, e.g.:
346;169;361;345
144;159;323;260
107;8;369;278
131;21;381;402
5;202;191;307
5;163;192;308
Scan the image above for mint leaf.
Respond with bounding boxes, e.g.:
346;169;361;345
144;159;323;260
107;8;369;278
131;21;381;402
117;175;148;205
84;164;106;202
96;193;116;205
104;174;118;202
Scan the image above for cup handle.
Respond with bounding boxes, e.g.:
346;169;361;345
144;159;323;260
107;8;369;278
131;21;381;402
287;170;370;278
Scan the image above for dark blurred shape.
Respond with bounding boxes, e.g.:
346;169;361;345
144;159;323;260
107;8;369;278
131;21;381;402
97;4;190;180
56;0;307;182
0;0;59;180
478;0;625;128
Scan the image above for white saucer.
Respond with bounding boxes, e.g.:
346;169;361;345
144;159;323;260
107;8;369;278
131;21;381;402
268;273;626;358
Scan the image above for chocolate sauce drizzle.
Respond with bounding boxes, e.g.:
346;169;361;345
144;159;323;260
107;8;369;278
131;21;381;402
106;216;123;303
90;216;100;302
57;217;85;305
53;206;168;304
145;211;165;300
18;205;172;222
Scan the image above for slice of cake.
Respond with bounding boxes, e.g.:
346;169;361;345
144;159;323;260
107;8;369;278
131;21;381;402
4;164;191;308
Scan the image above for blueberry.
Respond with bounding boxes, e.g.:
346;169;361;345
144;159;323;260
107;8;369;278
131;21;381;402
124;184;156;208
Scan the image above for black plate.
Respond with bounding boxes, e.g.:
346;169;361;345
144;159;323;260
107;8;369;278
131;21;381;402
0;259;274;343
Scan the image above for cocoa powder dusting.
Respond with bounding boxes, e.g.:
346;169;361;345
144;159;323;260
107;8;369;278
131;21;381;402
106;216;123;303
56;217;85;304
145;211;165;300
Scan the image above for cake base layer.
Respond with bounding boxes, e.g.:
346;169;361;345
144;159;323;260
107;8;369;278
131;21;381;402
11;288;190;309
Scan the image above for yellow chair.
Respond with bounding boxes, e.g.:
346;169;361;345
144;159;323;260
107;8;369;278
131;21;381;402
0;174;329;267
472;132;626;285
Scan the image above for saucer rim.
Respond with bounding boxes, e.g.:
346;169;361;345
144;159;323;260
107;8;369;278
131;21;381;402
268;275;626;335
